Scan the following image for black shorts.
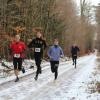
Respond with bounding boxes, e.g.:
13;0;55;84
13;57;23;71
72;55;77;59
50;61;59;73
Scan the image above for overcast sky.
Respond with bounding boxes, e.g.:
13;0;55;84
75;0;100;6
75;0;100;24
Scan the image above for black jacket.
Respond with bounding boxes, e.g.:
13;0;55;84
71;46;80;56
28;38;47;57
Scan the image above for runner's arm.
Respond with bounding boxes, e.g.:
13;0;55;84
28;39;35;48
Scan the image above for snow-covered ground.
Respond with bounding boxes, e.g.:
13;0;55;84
0;53;100;100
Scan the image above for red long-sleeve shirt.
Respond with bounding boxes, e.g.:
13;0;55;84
10;41;26;58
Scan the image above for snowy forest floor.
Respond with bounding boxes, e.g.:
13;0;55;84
0;53;100;100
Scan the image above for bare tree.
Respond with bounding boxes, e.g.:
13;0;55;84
95;4;100;51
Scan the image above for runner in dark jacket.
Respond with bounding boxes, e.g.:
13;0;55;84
71;44;80;68
28;29;47;80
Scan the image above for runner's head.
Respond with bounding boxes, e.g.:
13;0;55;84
15;34;20;42
33;27;42;38
73;43;77;47
54;38;59;46
36;31;42;38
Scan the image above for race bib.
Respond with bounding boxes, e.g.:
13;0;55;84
35;48;41;52
14;54;20;58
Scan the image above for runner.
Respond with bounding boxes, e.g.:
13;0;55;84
10;34;26;82
71;44;80;68
28;28;47;80
48;39;64;80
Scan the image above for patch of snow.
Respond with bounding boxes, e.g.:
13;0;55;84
0;54;99;100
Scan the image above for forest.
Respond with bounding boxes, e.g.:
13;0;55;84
0;0;99;59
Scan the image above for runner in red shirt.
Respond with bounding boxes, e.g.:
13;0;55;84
10;35;26;82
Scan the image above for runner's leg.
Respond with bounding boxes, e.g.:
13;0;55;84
54;61;59;80
13;58;19;82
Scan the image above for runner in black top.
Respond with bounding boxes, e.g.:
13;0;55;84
28;29;47;80
71;44;80;68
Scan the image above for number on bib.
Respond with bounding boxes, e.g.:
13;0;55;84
14;54;20;58
35;48;41;52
